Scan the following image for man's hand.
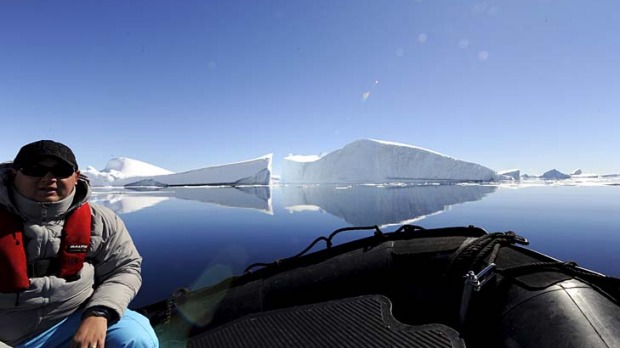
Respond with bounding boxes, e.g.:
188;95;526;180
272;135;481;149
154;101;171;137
71;316;107;348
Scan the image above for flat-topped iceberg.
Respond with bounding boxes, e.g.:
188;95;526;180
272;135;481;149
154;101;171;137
84;155;272;187
281;139;500;184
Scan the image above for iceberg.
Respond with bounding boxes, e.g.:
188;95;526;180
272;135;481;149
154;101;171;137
85;155;272;187
281;139;500;184
540;169;570;180
498;169;520;181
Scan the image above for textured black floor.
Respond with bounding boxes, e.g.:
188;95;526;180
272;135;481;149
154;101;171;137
189;295;465;348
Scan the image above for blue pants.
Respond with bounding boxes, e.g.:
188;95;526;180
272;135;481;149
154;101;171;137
16;309;159;348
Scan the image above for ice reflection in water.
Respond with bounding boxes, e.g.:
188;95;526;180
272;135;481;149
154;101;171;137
91;184;496;227
281;184;497;226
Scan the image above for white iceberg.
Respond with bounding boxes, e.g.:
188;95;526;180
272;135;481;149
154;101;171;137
280;139;500;184
84;155;272;187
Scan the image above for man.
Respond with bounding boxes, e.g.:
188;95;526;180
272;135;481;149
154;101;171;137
0;140;158;347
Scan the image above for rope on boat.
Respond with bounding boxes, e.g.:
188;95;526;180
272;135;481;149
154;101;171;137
454;231;619;288
449;231;529;280
243;225;384;273
243;224;428;273
451;230;620;319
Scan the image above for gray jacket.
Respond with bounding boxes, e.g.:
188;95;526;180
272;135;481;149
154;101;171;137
0;167;143;346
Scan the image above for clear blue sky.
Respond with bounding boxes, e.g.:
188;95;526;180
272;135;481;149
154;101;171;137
2;0;618;175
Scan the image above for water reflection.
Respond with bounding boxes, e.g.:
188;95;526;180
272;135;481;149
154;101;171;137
281;184;498;226
90;190;171;214
90;186;273;214
91;184;498;226
172;186;272;214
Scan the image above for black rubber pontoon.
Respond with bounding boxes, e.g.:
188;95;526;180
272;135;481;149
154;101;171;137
139;225;620;348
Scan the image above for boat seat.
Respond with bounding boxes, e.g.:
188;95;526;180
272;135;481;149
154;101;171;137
188;294;465;348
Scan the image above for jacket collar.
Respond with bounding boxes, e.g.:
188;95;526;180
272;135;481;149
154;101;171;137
12;188;77;224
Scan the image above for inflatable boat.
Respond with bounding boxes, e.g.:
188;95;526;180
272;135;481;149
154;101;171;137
138;225;620;347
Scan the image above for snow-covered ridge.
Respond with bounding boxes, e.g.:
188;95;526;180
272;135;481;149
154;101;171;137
281;139;500;184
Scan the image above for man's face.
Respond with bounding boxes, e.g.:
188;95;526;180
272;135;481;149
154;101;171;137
12;157;80;202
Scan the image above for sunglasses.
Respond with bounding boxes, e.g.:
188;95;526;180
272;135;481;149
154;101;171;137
19;164;75;178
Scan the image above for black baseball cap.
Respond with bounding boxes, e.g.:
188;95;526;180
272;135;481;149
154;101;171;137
12;140;78;170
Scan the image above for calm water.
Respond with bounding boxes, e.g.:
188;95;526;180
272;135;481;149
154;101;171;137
90;184;620;308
